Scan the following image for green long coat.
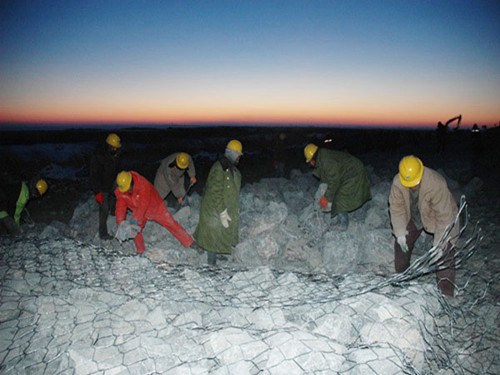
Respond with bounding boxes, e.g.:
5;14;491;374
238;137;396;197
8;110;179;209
194;156;241;254
314;148;371;217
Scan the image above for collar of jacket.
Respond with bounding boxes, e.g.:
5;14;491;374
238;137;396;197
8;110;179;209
219;155;237;175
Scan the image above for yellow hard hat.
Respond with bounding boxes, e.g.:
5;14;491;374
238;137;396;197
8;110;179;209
398;155;424;187
176;153;189;169
116;171;132;192
36;179;48;196
227;140;242;154
106;133;121;148
304;143;318;162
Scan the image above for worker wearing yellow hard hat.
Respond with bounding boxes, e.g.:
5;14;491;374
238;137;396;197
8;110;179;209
0;178;48;236
389;155;459;297
194;140;243;266
154;152;197;206
114;170;194;254
304;143;371;231
90;133;123;240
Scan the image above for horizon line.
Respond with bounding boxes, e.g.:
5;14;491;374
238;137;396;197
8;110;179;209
0;121;485;131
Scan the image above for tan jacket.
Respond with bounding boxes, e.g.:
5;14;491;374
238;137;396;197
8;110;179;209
389;167;458;246
154;153;195;199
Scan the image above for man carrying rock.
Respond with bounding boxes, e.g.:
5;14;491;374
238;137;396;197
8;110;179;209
114;170;194;254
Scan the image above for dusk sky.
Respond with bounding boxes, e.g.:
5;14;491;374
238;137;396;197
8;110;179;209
1;0;499;128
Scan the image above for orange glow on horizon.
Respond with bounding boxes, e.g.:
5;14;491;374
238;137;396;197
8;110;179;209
1;108;497;129
1;94;497;129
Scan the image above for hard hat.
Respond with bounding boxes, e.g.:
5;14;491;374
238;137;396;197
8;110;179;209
304;143;318;162
176;153;189;169
116;171;132;192
106;133;121;148
36;179;48;196
227;140;242;154
398;156;424;187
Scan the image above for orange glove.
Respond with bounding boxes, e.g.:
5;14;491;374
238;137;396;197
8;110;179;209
95;192;104;205
319;195;330;210
190;176;197;185
178;196;183;204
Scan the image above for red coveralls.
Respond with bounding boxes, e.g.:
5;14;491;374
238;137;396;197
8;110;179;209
114;171;194;253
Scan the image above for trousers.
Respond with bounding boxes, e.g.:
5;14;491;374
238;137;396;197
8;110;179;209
394;220;456;297
133;204;193;254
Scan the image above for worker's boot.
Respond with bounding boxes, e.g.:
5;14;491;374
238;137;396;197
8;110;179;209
337;212;349;231
207;251;217;266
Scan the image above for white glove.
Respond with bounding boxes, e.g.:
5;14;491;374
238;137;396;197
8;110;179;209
397;236;408;253
220;209;231;228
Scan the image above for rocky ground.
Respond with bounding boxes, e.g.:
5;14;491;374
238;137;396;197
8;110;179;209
1;126;499;374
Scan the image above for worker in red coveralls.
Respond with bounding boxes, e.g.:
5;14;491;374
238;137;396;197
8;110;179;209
114;170;194;254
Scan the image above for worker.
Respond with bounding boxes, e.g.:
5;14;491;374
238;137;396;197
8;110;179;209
153;152;197;205
389;155;458;297
90;133;123;240
114;170;194;254
304;143;371;231
0;179;48;235
194;140;242;266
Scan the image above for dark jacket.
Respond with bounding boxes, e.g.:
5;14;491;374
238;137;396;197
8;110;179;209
0;182;24;217
194;156;241;254
90;142;122;194
313;148;371;216
0;181;30;225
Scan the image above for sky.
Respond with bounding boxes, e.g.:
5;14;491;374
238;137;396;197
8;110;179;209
0;0;499;129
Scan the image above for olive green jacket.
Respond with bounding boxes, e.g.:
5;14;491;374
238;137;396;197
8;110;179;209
313;148;371;216
194;156;241;254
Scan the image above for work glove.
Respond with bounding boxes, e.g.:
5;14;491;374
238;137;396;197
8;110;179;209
115;221;131;242
115;219;141;242
397;236;409;253
190;177;197;185
129;218;141;237
319;196;332;212
220;209;231;228
95;192;104;205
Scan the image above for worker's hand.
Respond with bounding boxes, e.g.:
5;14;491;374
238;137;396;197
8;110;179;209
178;196;183;205
220;209;231;228
319;196;332;212
95;192;104;205
397;236;408;253
129;218;141;238
190;176;197;185
115;221;131;242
